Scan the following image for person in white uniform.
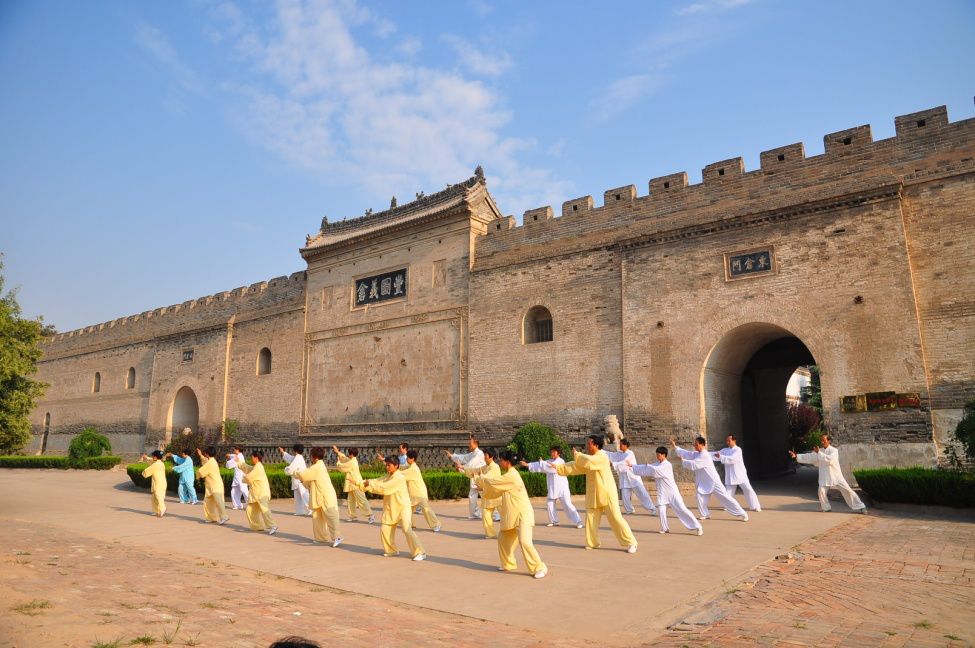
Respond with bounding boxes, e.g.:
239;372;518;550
446;438;487;519
790;434;867;514
605;438;657;515
672;436;749;522
618;446;702;535
712;434;761;511
225;445;249;510
280;443;311;516
521;446;583;528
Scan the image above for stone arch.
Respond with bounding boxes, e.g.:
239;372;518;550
522;305;554;344
700;322;817;477
257;347;272;375
126;367;136;390
167;386;199;445
92;372;101;393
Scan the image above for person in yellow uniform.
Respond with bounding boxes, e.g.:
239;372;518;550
237;450;277;534
139;450;167;517
195;446;229;525
296;447;343;547
355;456;426;561
555;434;638;553
401;450;441;532
476;450;548;579
332;446;375;524
456;447;502;538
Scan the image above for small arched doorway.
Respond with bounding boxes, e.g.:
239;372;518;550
701;323;817;477
170;386;199;441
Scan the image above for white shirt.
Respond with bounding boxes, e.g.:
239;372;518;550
626;460;680;505
713;446;749;486
605;449;642;489
450;448;486;490
225;452;247;486
796;445;850;488
674;446;723;494
282;451;308;491
526;457;571;499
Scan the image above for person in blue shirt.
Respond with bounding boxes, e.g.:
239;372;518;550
168;449;199;505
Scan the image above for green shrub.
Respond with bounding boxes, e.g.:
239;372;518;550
0;455;121;469
507;422;570;463
163;428;221;457
854;467;975;508
952;400;975;463
67;427;112;460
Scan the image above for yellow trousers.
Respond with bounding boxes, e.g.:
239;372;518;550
481;504;498;538
413;497;440;529
312;506;341;542
246;497;276;531
202;493;226;522
585;504;637;549
498;518;547;575
380;514;424;557
346;489;372;519
151;488;166;516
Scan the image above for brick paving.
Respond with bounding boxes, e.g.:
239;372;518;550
647;511;975;647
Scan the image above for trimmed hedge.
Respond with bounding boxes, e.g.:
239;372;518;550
854;467;975;508
0;455;122;470
126;462;587;500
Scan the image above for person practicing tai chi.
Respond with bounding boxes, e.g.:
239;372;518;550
446;437;487;519
672;437;749;522
237;450;278;534
401;450;441;532
476;450;548;579
296;447;343;546
457;447;502;537
225;445;250;510
790;434;867;514
555;435;638;553
355;456;426;561
605;437;657;516
168;449;199;505
396;442;409;467
333;446;375;524
712;435;761;511
195;447;229;525
619;447;702;535
521;446;583;528
280;444;311;516
139;450;168;517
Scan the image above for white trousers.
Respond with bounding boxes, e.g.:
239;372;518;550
726;479;762;511
658;497;701;532
546;493;582;525
231;481;249;509
818;484;865;512
697;483;747;518
620;482;657;513
292;483;310;515
469;486;480;517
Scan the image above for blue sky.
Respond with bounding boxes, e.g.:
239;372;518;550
1;0;973;332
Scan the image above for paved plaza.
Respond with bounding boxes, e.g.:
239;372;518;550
0;468;972;647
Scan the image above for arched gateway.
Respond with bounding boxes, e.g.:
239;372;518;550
168;386;199;443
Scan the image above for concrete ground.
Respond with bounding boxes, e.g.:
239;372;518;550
0;467;971;647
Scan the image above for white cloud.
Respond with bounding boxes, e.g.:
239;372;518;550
441;34;512;77
394;36;422;58
676;0;753;17
468;0;494;17
589;73;665;123
206;0;569;219
134;22;204;95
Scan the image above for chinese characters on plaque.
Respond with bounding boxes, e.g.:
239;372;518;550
840;392;921;413
726;248;774;280
354;269;407;306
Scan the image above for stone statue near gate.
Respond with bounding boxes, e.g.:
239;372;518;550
604;414;623;450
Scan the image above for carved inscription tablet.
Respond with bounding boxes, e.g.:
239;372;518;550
354;268;407;307
725;247;775;281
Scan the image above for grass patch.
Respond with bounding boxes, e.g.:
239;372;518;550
200;602;217;609
945;634;962;641
161;620;182;645
913;620;933;630
91;639;123;648
183;634;201;647
11;599;51;615
129;636;156;646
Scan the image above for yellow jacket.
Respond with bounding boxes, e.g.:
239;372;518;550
476;467;534;531
196;457;224;497
555;449;618;509
400;462;429;502
465;461;502;509
296;459;338;510
141;459;167;494
362;471;411;525
238;460;271;503
335;452;363;493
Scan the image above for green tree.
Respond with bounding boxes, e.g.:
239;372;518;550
952;400;975;465
68;427;112;460
507;421;569;463
0;254;49;454
799;365;822;412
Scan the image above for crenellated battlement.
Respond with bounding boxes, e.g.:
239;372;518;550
478;105;975;262
44;271;307;354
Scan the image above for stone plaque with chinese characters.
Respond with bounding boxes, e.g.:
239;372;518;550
725;247;775;281
354;269;407;307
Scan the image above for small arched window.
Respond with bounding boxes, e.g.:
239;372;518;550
126;367;136;389
93;372;101;393
257;347;272;375
43;412;51;433
523;306;554;344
